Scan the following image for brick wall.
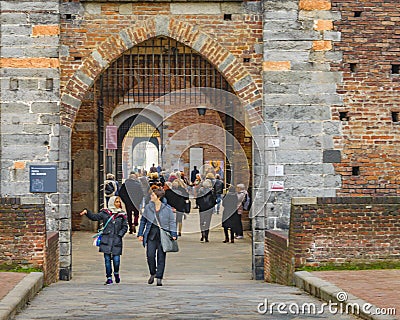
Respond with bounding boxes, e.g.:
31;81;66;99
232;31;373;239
290;197;400;267
265;197;400;284
0;198;59;283
44;232;59;285
0;198;46;267
264;230;293;285
331;0;400;196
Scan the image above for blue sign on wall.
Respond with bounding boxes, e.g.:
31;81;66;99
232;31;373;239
29;165;57;193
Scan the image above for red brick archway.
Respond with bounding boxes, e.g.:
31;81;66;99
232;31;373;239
60;16;263;128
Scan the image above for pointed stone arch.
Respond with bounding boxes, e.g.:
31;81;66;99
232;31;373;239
60;16;263;129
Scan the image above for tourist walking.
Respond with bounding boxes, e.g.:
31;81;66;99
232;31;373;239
190;166;199;184
221;186;240;243
79;196;128;285
138;187;177;286
235;184;247;239
196;179;216;242
104;173;119;207
164;179;189;236
119;173;144;234
213;174;224;214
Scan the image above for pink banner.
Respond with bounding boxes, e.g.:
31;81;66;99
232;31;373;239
106;125;118;150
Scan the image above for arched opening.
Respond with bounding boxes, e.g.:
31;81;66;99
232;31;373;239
71;34;255;278
121;122;161;179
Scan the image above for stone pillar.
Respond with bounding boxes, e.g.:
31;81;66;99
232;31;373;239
0;0;64;277
262;0;343;229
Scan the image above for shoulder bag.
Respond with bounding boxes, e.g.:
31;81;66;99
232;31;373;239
92;215;113;246
155;214;179;253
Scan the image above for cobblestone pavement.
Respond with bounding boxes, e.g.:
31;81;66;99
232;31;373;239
14;213;357;320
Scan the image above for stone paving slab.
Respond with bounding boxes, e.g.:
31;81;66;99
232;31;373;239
12;230;357;319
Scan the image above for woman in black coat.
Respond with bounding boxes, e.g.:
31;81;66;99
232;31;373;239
80;196;128;285
221;186;240;243
164;180;189;236
196;179;216;242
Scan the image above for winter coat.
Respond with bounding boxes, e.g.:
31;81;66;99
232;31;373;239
86;208;128;255
119;179;144;210
222;191;240;232
213;179;224;195
164;186;188;213
196;187;216;212
138;201;177;247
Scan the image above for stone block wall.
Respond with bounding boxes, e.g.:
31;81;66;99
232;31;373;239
262;0;343;232
0;0;71;279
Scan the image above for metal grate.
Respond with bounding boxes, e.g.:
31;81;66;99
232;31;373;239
97;37;233;108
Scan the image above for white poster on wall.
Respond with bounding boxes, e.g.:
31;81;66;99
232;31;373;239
268;165;284;176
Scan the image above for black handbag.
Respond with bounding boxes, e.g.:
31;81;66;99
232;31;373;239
184;199;191;214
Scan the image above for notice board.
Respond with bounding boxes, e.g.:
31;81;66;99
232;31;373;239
29;165;57;193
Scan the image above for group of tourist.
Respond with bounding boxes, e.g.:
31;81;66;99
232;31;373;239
80;165;250;287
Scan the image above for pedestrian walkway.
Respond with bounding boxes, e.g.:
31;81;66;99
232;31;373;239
7;226;357;320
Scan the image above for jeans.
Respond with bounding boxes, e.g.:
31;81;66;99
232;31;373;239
104;253;120;278
146;238;166;279
215;194;222;213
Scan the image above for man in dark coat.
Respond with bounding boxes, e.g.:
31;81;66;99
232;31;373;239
119;173;144;234
190;166;199;184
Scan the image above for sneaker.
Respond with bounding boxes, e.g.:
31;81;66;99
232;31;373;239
115;274;120;283
235;236;243;239
156;278;162;286
104;278;113;285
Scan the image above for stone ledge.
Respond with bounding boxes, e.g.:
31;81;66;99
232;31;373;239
292;197;317;205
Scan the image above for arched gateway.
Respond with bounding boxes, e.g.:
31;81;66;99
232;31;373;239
62;17;264;280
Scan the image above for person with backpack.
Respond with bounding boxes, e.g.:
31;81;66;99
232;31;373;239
196;179;216;242
104;173;118;208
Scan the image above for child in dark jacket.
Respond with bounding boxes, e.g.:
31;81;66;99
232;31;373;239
80;196;128;285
